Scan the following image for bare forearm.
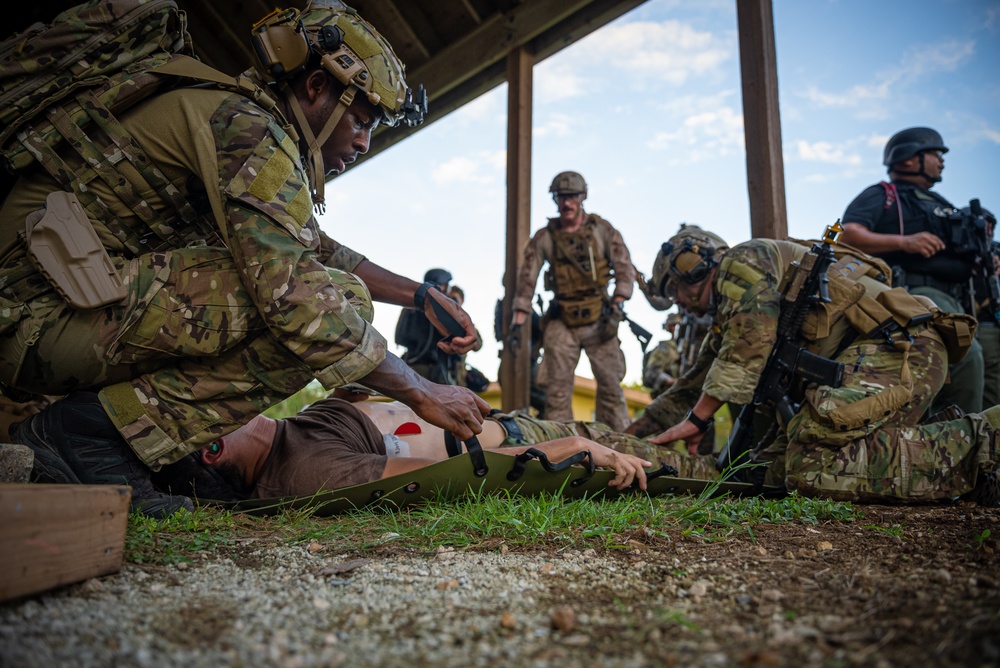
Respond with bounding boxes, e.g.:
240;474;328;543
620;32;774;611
841;223;898;254
352;259;420;307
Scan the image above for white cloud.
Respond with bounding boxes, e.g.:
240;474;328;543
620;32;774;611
647;100;744;161
533;65;587;104
451;88;504;125
801;39;975;113
535;19;733;104
794;139;862;166
431;151;506;185
533;112;574;139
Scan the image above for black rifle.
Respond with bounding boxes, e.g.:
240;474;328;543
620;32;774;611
969;199;1000;323
677;311;713;376
717;223;847;483
619;309;653;353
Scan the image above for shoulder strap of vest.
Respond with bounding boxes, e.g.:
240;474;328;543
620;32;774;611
879;181;904;236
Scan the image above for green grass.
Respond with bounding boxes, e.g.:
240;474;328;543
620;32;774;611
862;523;905;538
124;487;862;565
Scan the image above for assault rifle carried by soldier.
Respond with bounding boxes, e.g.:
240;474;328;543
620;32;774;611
716;223;846;484
642;222;1000;507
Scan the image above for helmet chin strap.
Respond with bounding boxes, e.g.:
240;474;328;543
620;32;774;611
281;81;358;214
892;153;941;184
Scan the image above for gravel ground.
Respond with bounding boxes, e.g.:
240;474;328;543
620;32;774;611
1;547;691;668
1;505;997;667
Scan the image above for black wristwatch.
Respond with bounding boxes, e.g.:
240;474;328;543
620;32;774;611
685;409;711;433
413;281;437;308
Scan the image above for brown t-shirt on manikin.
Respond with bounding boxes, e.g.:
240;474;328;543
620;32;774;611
252;398;387;498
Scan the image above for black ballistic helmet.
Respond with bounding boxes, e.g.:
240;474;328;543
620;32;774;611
424;268;452;286
883;127;948;166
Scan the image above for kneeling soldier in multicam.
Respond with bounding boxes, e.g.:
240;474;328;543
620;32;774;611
1;1;487;517
643;224;999;506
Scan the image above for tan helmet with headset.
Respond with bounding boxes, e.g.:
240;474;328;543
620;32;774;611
650;224;729;304
250;1;427;209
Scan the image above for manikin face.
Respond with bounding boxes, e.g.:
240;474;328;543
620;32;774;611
554;192;585;226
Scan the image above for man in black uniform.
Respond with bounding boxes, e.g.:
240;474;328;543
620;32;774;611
395;269;462;384
841;126;985;414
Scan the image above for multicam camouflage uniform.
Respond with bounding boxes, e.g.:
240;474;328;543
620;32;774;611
692;239;996;503
641;339;679;399
513;213;635;430
492;412;719;481
0;87;381;467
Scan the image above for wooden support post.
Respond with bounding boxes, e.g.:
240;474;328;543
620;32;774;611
737;0;787;240
0;484;130;602
500;47;534;412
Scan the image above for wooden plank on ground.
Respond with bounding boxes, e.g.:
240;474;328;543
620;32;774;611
0;484;130;602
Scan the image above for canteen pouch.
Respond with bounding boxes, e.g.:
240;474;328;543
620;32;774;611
24;191;126;309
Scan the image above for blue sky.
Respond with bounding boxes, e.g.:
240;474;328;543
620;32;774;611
324;0;1000;387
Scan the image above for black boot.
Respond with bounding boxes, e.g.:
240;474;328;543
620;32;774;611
13;392;192;518
965;471;999;508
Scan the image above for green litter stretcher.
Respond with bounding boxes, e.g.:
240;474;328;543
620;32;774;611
206;438;783;517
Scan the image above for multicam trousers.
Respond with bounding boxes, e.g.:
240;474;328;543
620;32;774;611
496;413;719;481
766;325;998;502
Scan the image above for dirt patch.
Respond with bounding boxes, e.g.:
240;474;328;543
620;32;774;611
360;503;999;666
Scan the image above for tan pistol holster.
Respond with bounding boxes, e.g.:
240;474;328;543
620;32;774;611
24;191;126;310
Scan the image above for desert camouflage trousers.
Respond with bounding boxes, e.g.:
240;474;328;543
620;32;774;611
0;247;374;467
764;326;998;502
538;318;630;431
495;413;719;481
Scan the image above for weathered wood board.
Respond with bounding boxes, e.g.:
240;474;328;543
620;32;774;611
0;484;130;602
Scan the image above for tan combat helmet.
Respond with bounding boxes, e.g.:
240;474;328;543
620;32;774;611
549;171;588;197
649;224;729;305
251;0;427;209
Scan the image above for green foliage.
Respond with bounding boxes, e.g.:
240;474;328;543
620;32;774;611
263;380;331;419
863;524;905;538
126;507;242;565
974;528;992;550
124;487;862;566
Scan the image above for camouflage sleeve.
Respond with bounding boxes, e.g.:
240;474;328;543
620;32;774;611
317;228;366;272
702;242;783;405
513;229;550;314
602;220;635;301
213;99;385;387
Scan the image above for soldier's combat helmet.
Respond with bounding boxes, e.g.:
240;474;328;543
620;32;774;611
250;1;427;207
649;224;729;305
549;171;588;197
883;127;948;166
424;268;452;287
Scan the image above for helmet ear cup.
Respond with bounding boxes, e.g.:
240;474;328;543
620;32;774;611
672;239;716;284
251;17;312;80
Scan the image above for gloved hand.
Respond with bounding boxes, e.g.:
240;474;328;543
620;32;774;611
420;286;479;355
506;323;523;355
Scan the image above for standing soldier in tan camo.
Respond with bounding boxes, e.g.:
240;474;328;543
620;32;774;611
510;171;635;431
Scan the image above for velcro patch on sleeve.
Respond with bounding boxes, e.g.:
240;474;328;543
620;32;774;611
248;149;293;204
226;129;314;237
